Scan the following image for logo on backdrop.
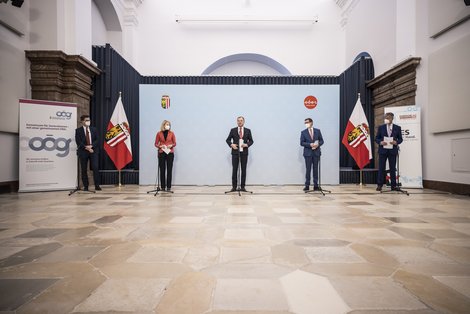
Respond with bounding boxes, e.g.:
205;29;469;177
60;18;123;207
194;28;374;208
346;123;370;148
161;95;170;109
105;122;130;147
20;136;72;157
50;111;73;120
304;96;317;109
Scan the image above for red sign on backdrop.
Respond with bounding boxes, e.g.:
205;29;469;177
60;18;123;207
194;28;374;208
304;96;317;109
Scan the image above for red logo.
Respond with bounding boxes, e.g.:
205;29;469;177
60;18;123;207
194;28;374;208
304;96;317;109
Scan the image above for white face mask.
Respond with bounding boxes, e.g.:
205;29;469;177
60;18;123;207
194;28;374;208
384;119;390;125
164;125;170;130
305;123;311;129
84;121;91;127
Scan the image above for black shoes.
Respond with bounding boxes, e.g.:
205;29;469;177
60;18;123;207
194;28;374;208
313;186;320;191
376;185;382;191
303;186;309;191
83;186;89;191
95;186;102;191
230;188;237;192
167;187;171;191
240;188;247;192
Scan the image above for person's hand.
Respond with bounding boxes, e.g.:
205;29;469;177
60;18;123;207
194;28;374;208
161;145;167;150
89;148;94;153
231;144;238;150
167;144;172;148
310;143;316;148
380;141;388;146
391;140;397;145
242;144;248;148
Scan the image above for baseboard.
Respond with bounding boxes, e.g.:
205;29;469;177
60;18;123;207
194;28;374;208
0;180;19;193
423;180;470;196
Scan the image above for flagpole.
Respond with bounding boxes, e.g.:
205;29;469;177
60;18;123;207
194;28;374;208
118;169;122;187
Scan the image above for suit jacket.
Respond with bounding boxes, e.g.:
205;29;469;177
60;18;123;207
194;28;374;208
375;123;403;155
226;127;254;155
75;126;99;157
300;128;324;157
155;130;177;153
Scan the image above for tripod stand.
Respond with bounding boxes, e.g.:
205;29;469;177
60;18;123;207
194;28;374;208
147;152;174;196
381;148;409;196
69;156;95;196
225;147;252;196
305;155;331;196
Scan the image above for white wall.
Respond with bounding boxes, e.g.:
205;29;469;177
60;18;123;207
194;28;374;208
345;0;470;185
135;0;345;75
415;0;470;185
344;0;397;74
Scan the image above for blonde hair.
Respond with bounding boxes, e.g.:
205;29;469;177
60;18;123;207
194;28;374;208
160;120;171;131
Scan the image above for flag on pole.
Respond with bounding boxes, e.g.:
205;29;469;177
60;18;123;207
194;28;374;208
341;96;372;169
104;94;133;170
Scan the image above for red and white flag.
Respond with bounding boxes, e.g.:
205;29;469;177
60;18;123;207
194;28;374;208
104;95;133;170
341;96;372;169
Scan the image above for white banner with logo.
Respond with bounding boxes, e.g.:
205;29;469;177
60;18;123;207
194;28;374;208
19;99;78;192
384;106;423;188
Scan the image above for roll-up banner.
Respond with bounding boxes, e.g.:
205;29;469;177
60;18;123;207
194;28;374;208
19;99;78;192
384;106;423;188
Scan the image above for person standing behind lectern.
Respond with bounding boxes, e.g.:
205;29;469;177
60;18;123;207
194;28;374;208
75;115;101;191
155;120;176;191
375;112;403;191
300;118;324;191
226;116;254;192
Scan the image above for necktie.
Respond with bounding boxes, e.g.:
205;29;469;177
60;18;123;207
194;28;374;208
239;127;243;139
86;127;91;145
309;128;313;140
387;126;392;137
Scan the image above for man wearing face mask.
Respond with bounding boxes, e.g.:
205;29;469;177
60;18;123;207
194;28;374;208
375;112;403;191
75;115;101;191
300;118;324;191
155;120;176;191
226;116;254;192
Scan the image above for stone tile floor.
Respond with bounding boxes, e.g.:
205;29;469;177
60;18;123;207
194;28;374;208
0;185;469;313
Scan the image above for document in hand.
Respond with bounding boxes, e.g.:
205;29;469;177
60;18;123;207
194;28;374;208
383;136;393;149
163;147;171;154
239;139;244;152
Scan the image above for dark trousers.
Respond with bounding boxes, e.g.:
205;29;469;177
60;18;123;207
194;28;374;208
158;152;174;189
79;152;100;188
232;154;248;188
304;155;319;187
377;152;397;187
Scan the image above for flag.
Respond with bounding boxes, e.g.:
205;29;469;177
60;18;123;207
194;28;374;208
104;95;133;170
341;96;372;169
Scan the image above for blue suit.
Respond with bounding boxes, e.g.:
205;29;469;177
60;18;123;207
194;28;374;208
375;124;403;187
75;126;100;188
300;128;324;187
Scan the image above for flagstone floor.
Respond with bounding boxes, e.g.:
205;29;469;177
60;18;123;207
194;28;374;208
0;185;470;313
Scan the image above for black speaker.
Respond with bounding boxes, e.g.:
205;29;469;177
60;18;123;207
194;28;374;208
465;0;470;6
11;0;24;7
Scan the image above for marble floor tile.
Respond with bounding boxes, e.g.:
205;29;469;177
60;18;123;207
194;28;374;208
220;246;271;263
73;278;169;312
128;246;188;263
227;207;255;214
305;246;366;263
169;216;204;224
0;242;62;267
226;216;259;224
280;270;350;314
272;208;301;214
0;278;58;311
383;246;456;265
434;276;470;299
330;276;426;310
14;228;69;238
213;279;289;311
224;228;265;240
36;246;105;262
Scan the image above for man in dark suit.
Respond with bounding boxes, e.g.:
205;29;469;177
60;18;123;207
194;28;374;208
300;118;324;191
375;112;403;191
226;116;254;192
75;115;101;191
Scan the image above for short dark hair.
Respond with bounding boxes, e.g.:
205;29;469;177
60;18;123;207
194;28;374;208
80;115;90;121
385;112;394;118
237;116;245;121
304;118;313;123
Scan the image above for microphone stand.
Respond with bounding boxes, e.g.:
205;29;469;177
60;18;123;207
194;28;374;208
147;151;173;196
381;146;409;196
305;154;331;196
69;152;95;196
